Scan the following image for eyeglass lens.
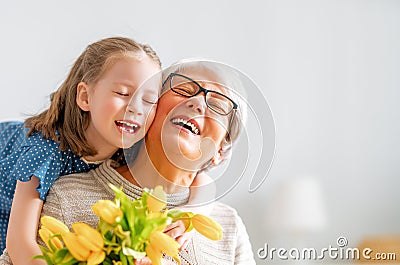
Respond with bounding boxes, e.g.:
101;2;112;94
170;74;234;115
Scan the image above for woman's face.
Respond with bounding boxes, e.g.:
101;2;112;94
147;70;231;172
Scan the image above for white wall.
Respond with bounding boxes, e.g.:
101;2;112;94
1;1;400;264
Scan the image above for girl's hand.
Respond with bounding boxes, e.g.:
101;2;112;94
164;220;194;250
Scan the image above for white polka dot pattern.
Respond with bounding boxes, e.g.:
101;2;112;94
0;121;102;252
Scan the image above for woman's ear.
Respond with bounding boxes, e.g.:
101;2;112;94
76;82;90;111
211;148;225;166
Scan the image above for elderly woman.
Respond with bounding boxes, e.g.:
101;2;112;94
0;60;255;265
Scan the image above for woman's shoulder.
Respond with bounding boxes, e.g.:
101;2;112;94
208;202;244;234
210;202;240;219
209;202;250;239
196;202;256;264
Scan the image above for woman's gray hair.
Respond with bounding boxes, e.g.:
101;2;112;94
161;59;248;172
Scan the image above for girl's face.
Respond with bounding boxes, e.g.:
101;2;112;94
81;56;160;153
147;71;231;172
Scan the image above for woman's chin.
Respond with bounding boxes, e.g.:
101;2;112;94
165;143;216;173
159;124;216;170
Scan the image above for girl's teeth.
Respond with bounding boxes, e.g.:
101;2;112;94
116;121;139;134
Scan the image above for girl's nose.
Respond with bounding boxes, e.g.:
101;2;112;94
127;97;144;115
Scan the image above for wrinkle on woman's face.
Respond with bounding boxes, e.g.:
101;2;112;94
146;72;231;172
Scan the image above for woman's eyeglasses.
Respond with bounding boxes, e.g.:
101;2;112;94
163;73;238;116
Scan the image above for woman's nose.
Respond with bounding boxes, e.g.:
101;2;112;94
186;96;206;114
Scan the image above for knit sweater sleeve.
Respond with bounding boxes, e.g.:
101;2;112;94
41;185;65;224
234;212;256;265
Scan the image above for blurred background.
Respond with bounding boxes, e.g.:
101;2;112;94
1;0;399;264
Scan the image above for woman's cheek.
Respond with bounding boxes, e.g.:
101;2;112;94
145;107;157;129
158;94;185;115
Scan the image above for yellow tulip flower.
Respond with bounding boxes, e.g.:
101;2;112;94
62;232;91;261
92;200;123;224
72;222;104;252
147;231;180;264
147;186;167;212
192;214;223;241
145;244;162;265
38;226;63;250
87;250;106;265
40;216;69;235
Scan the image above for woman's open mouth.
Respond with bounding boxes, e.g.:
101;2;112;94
170;116;201;135
115;120;141;134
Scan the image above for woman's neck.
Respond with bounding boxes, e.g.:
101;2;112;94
122;140;196;194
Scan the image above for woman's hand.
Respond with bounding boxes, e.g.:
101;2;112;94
135;256;178;265
135;221;189;265
135;257;152;265
164;220;194;250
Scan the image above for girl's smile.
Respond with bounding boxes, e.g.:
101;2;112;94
80;55;160;161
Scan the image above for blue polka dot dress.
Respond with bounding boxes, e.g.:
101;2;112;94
0;121;116;252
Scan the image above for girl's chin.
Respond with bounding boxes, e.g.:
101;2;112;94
121;136;142;149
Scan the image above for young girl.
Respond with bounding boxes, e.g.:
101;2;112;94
0;37;163;264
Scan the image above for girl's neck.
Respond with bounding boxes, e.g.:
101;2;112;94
83;149;116;163
83;127;118;163
121;140;196;194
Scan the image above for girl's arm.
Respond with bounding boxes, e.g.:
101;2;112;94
7;177;46;265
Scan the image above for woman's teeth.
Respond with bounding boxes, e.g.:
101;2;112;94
115;120;139;134
171;118;200;135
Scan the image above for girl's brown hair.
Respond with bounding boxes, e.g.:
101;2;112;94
25;37;161;157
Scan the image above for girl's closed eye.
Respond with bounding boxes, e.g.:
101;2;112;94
114;91;130;97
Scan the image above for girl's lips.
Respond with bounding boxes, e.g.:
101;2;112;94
115;120;141;135
170;115;201;136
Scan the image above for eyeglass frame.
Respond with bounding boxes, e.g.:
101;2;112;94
162;72;238;116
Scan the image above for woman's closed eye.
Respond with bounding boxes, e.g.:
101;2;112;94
175;84;198;95
208;99;228;113
143;97;158;104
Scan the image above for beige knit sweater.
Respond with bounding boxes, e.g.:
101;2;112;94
0;160;256;265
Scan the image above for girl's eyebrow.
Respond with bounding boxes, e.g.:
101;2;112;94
114;81;137;89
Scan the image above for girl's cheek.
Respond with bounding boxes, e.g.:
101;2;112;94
105;98;126;111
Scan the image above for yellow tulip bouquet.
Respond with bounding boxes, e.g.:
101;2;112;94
34;184;222;265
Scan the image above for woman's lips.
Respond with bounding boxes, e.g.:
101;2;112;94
115;120;141;135
170;116;201;136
